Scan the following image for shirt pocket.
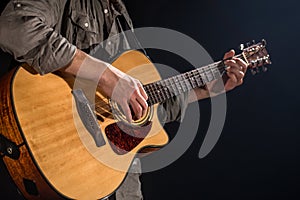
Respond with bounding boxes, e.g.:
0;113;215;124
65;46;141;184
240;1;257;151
70;10;102;49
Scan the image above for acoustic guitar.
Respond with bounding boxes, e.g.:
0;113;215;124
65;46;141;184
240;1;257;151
0;40;270;199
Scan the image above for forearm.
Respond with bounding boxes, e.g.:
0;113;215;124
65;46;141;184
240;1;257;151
62;49;122;98
62;49;107;81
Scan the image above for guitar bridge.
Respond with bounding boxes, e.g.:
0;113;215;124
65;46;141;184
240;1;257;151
72;89;106;147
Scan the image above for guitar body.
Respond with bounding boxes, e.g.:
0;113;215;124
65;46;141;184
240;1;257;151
0;40;271;200
0;50;169;200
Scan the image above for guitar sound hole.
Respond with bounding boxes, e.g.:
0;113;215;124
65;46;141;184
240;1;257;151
105;121;152;155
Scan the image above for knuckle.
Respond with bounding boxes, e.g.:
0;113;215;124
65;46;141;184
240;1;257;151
137;105;143;113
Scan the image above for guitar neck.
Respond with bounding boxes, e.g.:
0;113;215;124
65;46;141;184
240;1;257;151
144;53;245;105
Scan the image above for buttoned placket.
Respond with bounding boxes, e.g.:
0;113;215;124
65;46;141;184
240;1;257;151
101;0;113;46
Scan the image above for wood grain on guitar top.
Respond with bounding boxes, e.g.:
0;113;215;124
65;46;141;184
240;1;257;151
0;68;65;200
0;50;169;200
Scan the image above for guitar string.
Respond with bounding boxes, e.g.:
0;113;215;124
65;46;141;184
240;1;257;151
144;60;227;104
144;53;246;102
90;54;241;112
90;53;244;111
90;46;272;117
90;65;224;116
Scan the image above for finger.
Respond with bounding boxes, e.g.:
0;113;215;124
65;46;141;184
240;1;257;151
225;59;245;73
223;49;235;60
232;58;248;73
224;60;239;70
120;100;133;123
131;89;148;119
129;98;143;120
227;67;244;79
227;69;244;85
136;95;148;117
137;82;148;100
227;71;237;81
225;59;247;80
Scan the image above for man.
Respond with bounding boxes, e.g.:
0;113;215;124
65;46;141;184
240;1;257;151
0;0;247;199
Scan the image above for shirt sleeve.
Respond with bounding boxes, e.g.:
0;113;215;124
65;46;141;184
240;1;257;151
0;1;76;75
157;92;189;123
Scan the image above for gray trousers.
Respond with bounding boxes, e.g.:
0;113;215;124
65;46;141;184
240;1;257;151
107;158;143;200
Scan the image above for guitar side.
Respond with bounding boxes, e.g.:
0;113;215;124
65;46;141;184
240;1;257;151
0;50;169;200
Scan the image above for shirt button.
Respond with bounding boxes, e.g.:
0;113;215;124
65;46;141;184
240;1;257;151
104;9;109;14
107;41;111;45
16;3;22;8
84;22;89;28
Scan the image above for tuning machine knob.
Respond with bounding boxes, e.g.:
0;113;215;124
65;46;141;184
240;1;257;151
240;43;245;51
250;65;268;75
262;66;268;72
251;68;258;75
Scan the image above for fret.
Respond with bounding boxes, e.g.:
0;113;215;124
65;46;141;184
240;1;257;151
148;98;154;106
157;81;166;102
204;65;213;83
160;80;171;99
144;85;154;105
189;71;197;88
165;78;174;97
174;76;183;94
147;84;153;104
207;65;214;82
169;77;177;96
182;74;192;92
212;62;223;80
185;76;193;90
164;78;172;97
165;82;172;99
202;67;208;83
211;63;219;80
146;86;153;105
154;83;164;103
182;75;190;91
143;57;237;105
178;75;186;93
199;67;207;84
216;61;226;76
150;83;159;104
185;71;193;88
183;75;190;91
194;68;203;87
172;76;180;96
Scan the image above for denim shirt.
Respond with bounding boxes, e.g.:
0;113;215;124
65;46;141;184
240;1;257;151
0;0;134;74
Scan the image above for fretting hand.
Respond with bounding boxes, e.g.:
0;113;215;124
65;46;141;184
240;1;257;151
222;50;248;91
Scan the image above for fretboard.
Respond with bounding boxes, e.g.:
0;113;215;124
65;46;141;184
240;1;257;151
143;59;230;106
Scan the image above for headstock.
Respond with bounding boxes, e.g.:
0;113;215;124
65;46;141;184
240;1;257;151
240;39;271;75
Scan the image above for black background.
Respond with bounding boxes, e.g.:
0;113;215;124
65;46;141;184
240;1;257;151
124;0;300;200
1;0;300;199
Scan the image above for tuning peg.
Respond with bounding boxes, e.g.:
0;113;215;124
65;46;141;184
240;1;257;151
258;58;264;66
240;43;245;50
251;60;257;67
252;40;256;45
246;42;251;47
251;68;257;75
263;55;271;64
262;65;268;72
261;39;267;46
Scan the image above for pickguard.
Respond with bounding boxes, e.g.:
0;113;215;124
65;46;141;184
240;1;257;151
105;121;152;155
